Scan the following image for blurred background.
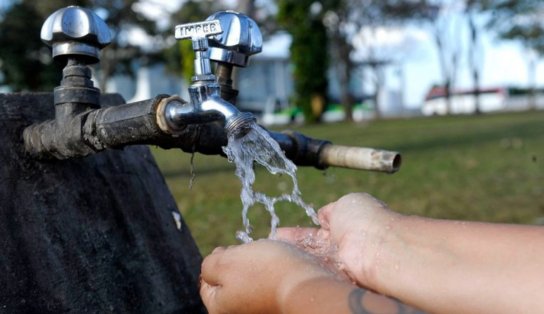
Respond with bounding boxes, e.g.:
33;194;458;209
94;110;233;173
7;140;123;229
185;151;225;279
1;0;543;254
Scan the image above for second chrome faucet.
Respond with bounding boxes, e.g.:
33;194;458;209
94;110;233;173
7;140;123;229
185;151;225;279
159;16;257;138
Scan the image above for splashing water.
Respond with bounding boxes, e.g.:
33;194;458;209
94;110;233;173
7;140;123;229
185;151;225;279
223;122;319;242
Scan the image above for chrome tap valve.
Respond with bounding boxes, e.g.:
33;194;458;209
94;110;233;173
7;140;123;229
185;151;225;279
41;5;111;64
167;19;255;137
24;6;112;158
41;6;111;108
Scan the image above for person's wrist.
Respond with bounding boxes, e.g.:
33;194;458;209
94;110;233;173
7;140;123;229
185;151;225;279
279;275;350;314
276;267;334;312
363;212;413;296
338;210;405;290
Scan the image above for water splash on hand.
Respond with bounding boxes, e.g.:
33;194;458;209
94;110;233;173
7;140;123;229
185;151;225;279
223;123;319;242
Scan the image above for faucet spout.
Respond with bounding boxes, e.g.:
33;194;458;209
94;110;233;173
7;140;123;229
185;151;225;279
201;96;255;136
169;19;256;137
159;94;255;137
160;96;225;131
157;46;256;138
200;97;238;122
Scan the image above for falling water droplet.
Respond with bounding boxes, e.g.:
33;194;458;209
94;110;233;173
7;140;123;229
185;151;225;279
188;151;197;189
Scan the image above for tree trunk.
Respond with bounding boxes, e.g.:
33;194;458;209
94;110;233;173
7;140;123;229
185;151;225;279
370;62;387;120
237;0;256;16
467;9;482;115
473;70;481;114
0;93;205;313
335;37;355;122
444;80;452;114
528;54;537;110
433;25;453;115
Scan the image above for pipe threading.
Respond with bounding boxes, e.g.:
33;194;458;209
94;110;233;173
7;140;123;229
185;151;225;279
225;112;256;138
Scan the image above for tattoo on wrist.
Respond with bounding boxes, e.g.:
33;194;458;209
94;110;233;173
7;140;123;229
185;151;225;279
348;289;369;314
348;288;425;314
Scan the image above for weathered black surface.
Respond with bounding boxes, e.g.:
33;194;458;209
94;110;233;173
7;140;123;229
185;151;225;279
0;93;205;313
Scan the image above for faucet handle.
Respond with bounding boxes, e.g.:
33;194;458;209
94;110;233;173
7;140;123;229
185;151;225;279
175;20;223;41
41;6;111;64
175;20;223;78
206;11;262;67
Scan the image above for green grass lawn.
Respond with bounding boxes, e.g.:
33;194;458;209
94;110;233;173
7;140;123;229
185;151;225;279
151;110;544;255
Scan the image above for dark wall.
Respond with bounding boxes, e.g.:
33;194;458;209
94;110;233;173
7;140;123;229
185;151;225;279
0;93;205;313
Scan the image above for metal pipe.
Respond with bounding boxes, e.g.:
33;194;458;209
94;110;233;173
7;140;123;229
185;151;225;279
215;63;239;104
269;131;401;173
319;144;401;173
84;96;168;149
86;99;401;173
25;95;401;173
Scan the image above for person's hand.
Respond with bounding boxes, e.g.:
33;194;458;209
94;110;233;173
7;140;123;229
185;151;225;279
199;239;336;314
276;193;401;288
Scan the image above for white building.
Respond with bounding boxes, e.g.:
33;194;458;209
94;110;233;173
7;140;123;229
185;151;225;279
422;86;544;116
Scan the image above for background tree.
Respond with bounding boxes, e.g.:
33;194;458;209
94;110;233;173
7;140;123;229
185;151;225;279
321;0;355;121
465;0;485;114
415;0;463;115
319;0;432;120
84;0;161;92
0;0;160;92
0;1;79;91
277;0;329;123
486;0;544;109
237;0;256;15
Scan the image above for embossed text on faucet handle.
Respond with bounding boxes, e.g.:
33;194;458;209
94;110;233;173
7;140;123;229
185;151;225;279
175;20;223;41
174;20;223;77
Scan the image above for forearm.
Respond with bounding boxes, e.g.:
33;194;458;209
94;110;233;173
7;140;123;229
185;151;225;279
280;277;411;314
372;215;544;313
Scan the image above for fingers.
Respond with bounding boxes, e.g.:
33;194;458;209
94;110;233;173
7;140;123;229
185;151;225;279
316;193;380;230
211;246;226;254
199;281;219;314
317;201;336;229
275;227;333;259
201;246;228;286
276;227;318;244
200;245;244;313
341;192;389;210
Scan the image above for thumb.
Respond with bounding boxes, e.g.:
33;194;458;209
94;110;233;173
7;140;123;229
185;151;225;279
317;202;336;230
200;280;220;314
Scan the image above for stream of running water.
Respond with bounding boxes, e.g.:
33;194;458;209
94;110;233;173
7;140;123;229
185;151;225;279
223;122;319;242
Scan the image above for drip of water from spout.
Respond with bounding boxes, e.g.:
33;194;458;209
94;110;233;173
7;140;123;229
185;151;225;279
189;151;196;189
223;122;319;243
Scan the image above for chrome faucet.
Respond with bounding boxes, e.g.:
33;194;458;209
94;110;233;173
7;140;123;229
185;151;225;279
159;19;255;138
23;6;112;159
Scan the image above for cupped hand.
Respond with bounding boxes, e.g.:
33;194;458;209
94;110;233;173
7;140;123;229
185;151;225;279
200;239;335;314
276;193;401;288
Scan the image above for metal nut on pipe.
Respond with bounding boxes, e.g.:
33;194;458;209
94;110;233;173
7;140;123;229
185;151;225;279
318;144;401;173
